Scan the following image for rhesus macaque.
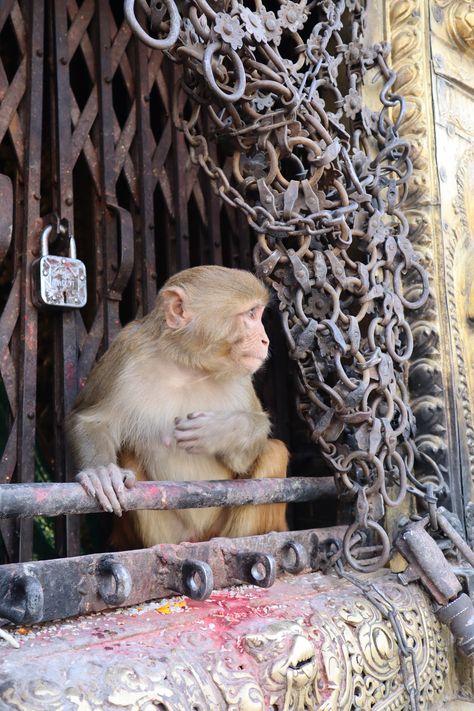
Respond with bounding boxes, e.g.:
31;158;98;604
67;265;289;548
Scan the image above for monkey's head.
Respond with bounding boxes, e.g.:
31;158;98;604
154;266;270;376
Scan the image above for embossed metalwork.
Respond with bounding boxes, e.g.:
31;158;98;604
0;572;451;710
125;0;430;573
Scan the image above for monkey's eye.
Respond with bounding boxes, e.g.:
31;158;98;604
247;307;258;320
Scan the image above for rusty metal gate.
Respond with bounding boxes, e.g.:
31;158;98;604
0;0;263;564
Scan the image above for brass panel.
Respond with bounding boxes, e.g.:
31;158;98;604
0;572;455;710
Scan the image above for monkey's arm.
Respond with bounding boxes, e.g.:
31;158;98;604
66;403;135;516
173;408;271;475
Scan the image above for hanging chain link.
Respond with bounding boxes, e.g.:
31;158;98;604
321;537;421;710
124;0;435;573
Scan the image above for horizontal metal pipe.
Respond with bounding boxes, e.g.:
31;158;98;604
0;476;337;519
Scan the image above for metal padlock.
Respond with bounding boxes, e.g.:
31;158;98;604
31;224;87;309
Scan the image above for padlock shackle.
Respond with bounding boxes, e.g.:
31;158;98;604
40;223;77;259
40;225;53;257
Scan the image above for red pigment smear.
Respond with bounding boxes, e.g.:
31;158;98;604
145;483;161;498
36;489;50;503
188;588;270;628
65;362;76;383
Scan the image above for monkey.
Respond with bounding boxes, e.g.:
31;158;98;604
66;265;289;548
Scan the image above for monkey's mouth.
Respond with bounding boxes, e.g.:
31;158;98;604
240;352;267;366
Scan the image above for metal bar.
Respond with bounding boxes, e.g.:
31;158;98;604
438;512;474;570
0;526;346;623
135;26;157;314
203;113;223;265
171;63;190;271
0;476;337;519
15;0;45;562
51;0;80;557
96;0;120;345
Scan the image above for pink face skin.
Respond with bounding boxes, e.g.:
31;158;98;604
235;303;269;373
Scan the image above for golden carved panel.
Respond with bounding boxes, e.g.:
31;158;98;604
0;573;453;710
430;0;474;523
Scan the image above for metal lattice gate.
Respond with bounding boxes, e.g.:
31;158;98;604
0;0;257;563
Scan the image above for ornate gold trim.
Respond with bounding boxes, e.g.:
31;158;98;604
386;0;456;499
434;0;474;53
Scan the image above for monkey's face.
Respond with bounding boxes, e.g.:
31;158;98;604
232;303;269;374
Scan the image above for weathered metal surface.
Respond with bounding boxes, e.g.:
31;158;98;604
396;517;463;604
437;593;474;658
0;1;251;563
0;476;336;518
16;0;45;564
0;527;345;623
0;175;13;263
0;570;453;710
124;0;431;575
394;515;474;658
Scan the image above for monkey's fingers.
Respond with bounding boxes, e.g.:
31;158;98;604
186;411;211;420
75;471;97;499
174;418;210;432
174;428;203;441
122;469;136;489
86;470;119;515
108;466;130;510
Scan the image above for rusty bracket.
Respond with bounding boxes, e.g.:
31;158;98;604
395;517;462;605
0;527;343;625
395;516;474;658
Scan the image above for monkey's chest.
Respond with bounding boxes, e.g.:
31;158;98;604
126;377;250;423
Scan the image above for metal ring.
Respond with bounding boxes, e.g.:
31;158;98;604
248;553;276;588
181;560;213;600
343;521;391;573
280;541;308;574
385;318;413;364
124;0;181;50
380;450;407;507
0;572;44;625
393;260;430;310
203;42;246;103
97;556;132;606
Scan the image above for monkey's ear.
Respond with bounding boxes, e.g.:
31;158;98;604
162;287;192;329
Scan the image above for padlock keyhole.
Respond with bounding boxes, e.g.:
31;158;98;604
63;290;67;304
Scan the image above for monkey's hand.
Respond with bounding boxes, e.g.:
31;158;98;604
172;411;267;473
75;464;136;516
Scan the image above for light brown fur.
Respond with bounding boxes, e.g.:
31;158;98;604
67;266;289;548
